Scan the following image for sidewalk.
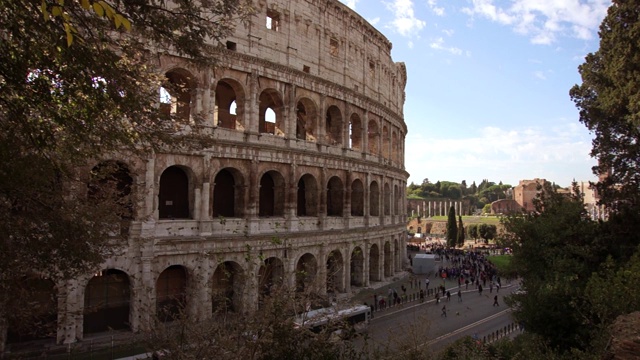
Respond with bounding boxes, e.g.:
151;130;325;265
347;269;516;317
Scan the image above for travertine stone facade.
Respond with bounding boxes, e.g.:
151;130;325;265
14;0;409;346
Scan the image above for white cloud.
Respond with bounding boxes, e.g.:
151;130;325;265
404;123;596;187
427;0;445;16
430;37;463;55
385;0;426;37
462;0;610;44
442;29;455;37
533;70;546;80
369;17;381;26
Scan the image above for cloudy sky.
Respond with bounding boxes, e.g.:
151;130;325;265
339;0;611;188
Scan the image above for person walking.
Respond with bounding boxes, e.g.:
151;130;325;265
446;290;451;302
441;305;447;317
493;295;499;307
457;290;462;302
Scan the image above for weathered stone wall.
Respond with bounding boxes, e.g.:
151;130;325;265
34;0;411;347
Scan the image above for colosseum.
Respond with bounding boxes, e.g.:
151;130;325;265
7;0;408;347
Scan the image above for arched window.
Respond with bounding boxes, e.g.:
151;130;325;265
259;89;284;136
326;176;344;216
156;265;187;322
214;79;245;130
158;166;190;219
160;69;193;120
367;119;379;155
369;181;380;216
325;105;343;146
296;98;318;141
213;169;237;217
351;179;364;216
259;171;285;217
349;114;362;150
84;269;130;333
297;174;318;216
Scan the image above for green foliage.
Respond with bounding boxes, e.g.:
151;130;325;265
499;182;606;352
467;223;478;239
445;206;457;248
482;204;492;214
456;215;465;247
570;0;640;209
0;0;252;348
477;223;496;243
584;245;640;332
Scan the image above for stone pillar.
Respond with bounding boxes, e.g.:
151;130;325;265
362;111;369;155
345;170;353;223
344;249;351;294
145;157;156;221
317;95;326;143
201;182;210;221
247;71;259;133
363;242;370;287
317;247;328;296
286;163;298;231
319;167;327;230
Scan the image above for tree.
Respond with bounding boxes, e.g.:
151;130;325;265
477;224;496;243
570;0;640;209
0;0;251;350
456;215;465;247
445;206;457;248
499;182;608;353
467;223;478;240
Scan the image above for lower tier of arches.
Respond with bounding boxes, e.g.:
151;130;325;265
5;231;407;346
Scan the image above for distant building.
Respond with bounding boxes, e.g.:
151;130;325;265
513;178;546;212
490;199;521;214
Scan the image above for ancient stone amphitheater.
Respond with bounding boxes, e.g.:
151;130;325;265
9;0;408;346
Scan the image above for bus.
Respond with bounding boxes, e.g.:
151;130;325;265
293;304;371;338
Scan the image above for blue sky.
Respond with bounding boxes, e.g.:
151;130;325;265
339;0;611;188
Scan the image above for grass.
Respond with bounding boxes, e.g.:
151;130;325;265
488;255;513;276
428;215;502;225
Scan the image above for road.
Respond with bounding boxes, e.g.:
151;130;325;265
359;286;520;355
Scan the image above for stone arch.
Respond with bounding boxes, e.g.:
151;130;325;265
258;257;285;305
214;78;246;130
326;176;344;216
297;173;319;216
6;277;57;343
259;88;285;136
369;244;381;282
84;269;131;333
295;97;318;141
367;119;379;155
369;180;380;216
351;179;364;216
350;246;365;287
211;261;245;313
88;160;134;223
382;125;390;159
156;265;188;322
160;68;195;120
349;113;362;150
325;105;343;146
259;170;285;217
383;182;391;216
158;165;192;219
212;168;245;218
295;253;318;293
384;241;392;277
326;250;345;294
